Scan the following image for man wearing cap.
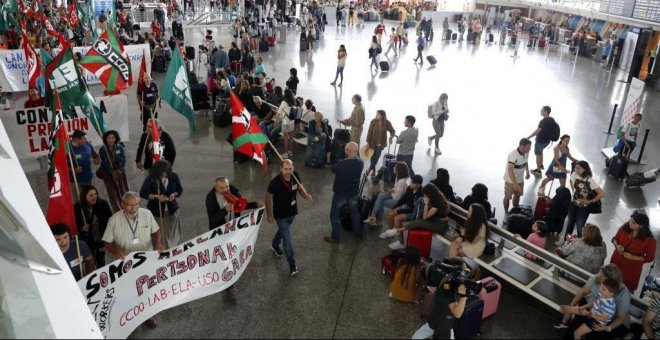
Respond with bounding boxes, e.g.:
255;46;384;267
325;142;364;243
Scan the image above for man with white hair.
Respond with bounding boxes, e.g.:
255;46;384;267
325;142;364;243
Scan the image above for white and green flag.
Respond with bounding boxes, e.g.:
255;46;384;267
161;48;196;135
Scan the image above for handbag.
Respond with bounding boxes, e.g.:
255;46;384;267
95;167;112;180
586;177;602;214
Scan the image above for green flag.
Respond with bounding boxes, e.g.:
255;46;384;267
0;5;18;34
74;91;108;136
85;1;98;38
161;48;197;134
4;0;18;13
46;47;87;105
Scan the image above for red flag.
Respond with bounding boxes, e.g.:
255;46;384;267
150;116;161;163
137;50;148;93
68;1;79;29
20;21;41;88
80;28;133;92
229;92;268;168
46;92;77;234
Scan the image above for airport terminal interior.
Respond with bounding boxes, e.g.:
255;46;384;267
3;1;660;338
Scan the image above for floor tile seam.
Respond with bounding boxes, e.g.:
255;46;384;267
331;240;359;339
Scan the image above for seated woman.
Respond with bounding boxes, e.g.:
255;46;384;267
556;223;607;274
365;162;410;227
385;175;424;232
383;183;450;250
555;264;631;338
430;168;460;204
610;211;656;292
389;246;423;303
461;183;492;218
448;203;490;259
307;111;331;167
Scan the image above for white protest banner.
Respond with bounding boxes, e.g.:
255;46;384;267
78;209;263;339
0;95;129;158
0;44;151;92
620;77;645;125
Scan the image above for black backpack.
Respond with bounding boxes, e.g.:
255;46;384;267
548;118;560;142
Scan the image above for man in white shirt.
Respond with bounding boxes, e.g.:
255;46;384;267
613;113;642;155
503;138;531;213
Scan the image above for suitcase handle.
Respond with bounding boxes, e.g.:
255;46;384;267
386;135;399;156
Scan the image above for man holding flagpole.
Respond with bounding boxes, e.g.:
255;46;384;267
136;73;161;132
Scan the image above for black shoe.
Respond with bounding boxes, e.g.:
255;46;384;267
323;236;339;244
289;265;299;276
531;169;542;175
271;245;284;257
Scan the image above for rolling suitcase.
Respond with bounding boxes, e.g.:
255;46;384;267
185;46;195;60
478;277;502;319
505;214;533;239
191;83;210;110
381;254;396;278
451;32;458;41
152;55;167;72
268;35;276;47
230;61;242;74
426;55;437;65
340;202;353;231
213;99;231;127
383;136;398;183
379;60;390;72
488;33;494;44
330;124;350;164
407;229;432;257
259;38;269;52
608;148;630;180
533;182;553;221
444;28;452;41
357;173;374;221
454;296;483;339
305;138;325;168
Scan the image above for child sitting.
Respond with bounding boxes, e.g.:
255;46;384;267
389;246;423;303
569;278;618;339
516;221;548;260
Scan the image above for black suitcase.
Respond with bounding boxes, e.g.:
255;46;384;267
488;33;494;43
213;99;231;127
334;123;351;144
133;23;141;31
152;55;167;72
185;46;195;60
379;61;390;72
608;150;630;180
259;39;269;52
340;202;353;231
357;173;374;221
444;28;452;40
508;205;533;219
505;214;533;239
451;32;457;41
383;136;398;184
454;296;483;339
330;139;348;164
191;83;209;110
426;55;437;65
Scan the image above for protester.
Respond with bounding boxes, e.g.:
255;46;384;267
136;119;176;171
139;160;183;248
136;73;161;132
97;130;129;212
70;129;100;191
52;223;95;281
74;185;113;268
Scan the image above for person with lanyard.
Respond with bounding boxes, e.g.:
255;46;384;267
103;191;163;329
136;73;162;132
51;223;95;281
266;159;312;276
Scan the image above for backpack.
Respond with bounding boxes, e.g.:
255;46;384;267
286;106;302;120
548;118;560;142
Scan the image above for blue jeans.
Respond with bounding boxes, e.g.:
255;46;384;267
396;154;414;175
371;55;379;69
330;194;362;241
333;67;344;83
272;217;296;267
373;192;396;221
564;203;590;237
369;146;383;172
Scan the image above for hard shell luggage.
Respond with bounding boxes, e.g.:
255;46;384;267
454;295;483;339
407;229;432;257
451;32;458;41
383;136;398;184
334;123;351;144
533;182;553;221
267;35;276;47
488;33;494;43
444;28;452;40
357;173;374;221
191;83;210;110
426;55;437;65
478;277;502;319
259;38;269;52
505;214;534;239
230;61;242;74
152;55;167;72
185;46;195;60
340;202;353;231
381;249;406;279
305;139;325;168
213;99;231;127
608;148;630;180
379;60;390;72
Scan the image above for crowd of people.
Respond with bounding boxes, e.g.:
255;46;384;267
2;0;657;337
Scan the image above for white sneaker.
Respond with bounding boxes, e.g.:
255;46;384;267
363;217;374;224
388;240;405;250
434;147;442;154
379;229;398;239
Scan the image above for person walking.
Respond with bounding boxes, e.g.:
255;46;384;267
330;45;347;86
266;160;313;276
325;142;364;243
427;93;449;155
365;110;395;175
369;35;382;72
396;115;418;175
135;119;176;171
538;134;577;194
74;185;113;268
69;130;100;200
503;138;531;213
136;73;161;132
97;130;130;212
413;31;426;65
527;105;558;176
342;94;366;144
384;27;398;57
139;160;184;248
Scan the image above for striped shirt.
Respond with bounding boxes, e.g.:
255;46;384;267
102;208;159;261
650;297;660;338
591;293;616;325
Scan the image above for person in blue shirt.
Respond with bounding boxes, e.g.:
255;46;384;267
70;130;100;196
325;142;364;243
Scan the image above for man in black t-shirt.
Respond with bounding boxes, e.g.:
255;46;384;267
266;159;312;276
527;105;556;175
137;73;162;132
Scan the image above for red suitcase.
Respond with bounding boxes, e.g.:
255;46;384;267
407;229;432;257
381;254;396;278
267;36;276;47
230;61;242;74
478;276;502;319
533;183;553;221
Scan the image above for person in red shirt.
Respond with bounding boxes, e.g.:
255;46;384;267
24;88;45;108
610;211;657;292
4;25;19;50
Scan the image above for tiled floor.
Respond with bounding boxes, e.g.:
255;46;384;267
16;13;660;338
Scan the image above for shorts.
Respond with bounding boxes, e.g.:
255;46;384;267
281;123;295;133
534;140;550;155
583;317;603;330
504;181;524;200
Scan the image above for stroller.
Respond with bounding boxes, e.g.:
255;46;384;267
626;169;659;188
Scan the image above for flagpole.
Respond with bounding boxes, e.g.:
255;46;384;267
264;139;305;188
156;183;167;248
63;132;86;277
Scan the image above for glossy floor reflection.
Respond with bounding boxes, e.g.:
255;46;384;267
17;16;660;339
